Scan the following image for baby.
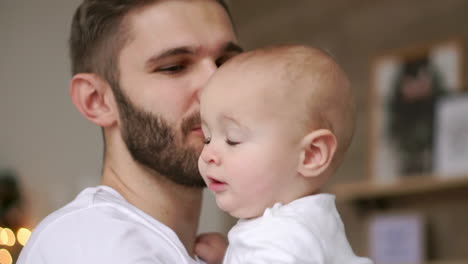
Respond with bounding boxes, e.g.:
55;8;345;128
197;45;373;263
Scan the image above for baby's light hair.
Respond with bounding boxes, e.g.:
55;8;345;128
221;44;356;174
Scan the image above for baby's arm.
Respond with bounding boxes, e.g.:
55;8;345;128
195;232;228;264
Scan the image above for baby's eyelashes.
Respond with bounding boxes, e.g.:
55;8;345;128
226;139;240;146
203;137;240;146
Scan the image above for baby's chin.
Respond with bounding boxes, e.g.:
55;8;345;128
223;205;263;220
214;195;266;219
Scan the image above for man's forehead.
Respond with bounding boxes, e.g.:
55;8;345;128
126;0;231;37
122;0;237;58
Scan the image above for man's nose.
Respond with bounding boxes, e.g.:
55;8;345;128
200;144;221;166
195;60;218;101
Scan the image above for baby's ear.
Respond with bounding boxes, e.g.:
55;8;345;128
297;129;337;178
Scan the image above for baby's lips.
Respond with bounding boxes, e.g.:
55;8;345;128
207;176;228;192
208;176;225;184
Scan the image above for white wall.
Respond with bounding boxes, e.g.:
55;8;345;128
0;0;230;234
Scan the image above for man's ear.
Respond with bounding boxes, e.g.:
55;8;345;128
297;129;337;178
70;73;117;128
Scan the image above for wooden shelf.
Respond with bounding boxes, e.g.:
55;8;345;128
426;260;468;264
330;175;468;202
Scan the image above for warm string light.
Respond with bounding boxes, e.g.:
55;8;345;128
0;227;32;247
0;226;32;263
0;226;32;264
17;228;31;246
0;249;13;264
0;229;15;247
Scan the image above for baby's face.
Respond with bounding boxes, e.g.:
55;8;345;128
198;66;303;219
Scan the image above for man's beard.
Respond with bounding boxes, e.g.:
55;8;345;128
112;85;206;188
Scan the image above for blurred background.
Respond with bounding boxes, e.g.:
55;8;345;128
1;0;468;263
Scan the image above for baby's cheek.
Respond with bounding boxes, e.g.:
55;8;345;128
236;167;268;192
197;158;207;179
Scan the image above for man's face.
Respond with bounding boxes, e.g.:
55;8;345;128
115;0;241;187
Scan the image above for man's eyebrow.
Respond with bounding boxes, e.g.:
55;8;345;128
145;46;194;68
222;42;244;53
144;43;242;69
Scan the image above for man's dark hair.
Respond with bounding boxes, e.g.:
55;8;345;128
69;0;231;89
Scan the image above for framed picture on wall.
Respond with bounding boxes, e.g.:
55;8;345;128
368;213;426;264
369;39;463;183
435;94;468;178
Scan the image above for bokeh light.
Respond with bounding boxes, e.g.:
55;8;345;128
0;228;15;247
0;249;12;264
17;228;32;246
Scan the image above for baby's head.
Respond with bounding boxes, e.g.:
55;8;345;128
198;44;355;219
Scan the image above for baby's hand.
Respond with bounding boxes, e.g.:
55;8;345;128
195;232;228;264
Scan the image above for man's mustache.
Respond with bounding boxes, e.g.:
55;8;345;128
181;111;201;137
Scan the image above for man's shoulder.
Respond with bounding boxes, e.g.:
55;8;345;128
30;186;146;236
18;186;182;264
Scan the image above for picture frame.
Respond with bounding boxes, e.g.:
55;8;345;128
369;39;463;183
368;213;426;264
435;94;468;178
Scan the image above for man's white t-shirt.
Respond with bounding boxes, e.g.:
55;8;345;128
223;194;374;264
17;185;205;264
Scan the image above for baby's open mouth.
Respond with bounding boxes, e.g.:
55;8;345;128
207;177;227;192
209;177;224;184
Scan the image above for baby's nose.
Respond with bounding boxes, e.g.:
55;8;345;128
200;145;221;166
